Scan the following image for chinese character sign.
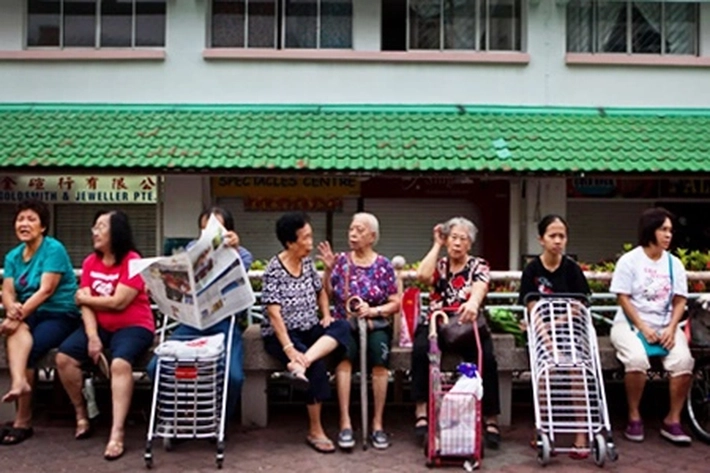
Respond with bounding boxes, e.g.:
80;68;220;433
0;175;158;204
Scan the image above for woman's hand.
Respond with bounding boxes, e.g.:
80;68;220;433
284;345;310;369
457;300;479;324
320;314;333;328
356;300;372;319
659;324;677;350
224;230;240;248
87;335;103;364
639;324;660;344
433;224;446;246
6;302;23;321
316;241;336;272
75;287;92;306
0;318;21;336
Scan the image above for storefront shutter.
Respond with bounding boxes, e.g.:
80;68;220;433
217;198;358;263
54;204;158;267
566;199;651;263
362;198;481;264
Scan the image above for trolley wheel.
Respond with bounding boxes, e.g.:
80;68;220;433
537;433;551;466
607;442;619;462
216;458;223;469
592;434;607;467
162;437;173;452
144;457;153;469
687;357;710;443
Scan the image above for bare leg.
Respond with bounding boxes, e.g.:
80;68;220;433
56;353;89;436
624;372;647;421
304;336;338;364
371;366;388;432
335;360;352;431
13;370;35;429
665;374;692;424
415;401;427;425
305;402;335;452
2;324;33;403
105;359;133;457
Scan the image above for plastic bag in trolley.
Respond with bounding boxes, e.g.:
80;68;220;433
155;333;225;359
438;363;483;456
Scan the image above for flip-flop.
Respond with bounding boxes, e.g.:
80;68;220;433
414;416;428;439
484;422;501;450
75;418;92;440
0;426;34;446
283;370;309;391
104;439;125;461
569;444;589;460
305;436;335;454
97;353;111;379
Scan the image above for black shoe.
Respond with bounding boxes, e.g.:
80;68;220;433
484;423;501;450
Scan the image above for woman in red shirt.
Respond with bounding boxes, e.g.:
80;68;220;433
56;210;155;461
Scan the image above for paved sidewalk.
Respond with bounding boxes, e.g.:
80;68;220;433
2;402;708;472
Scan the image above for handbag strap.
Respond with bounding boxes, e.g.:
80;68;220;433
664;252;674;315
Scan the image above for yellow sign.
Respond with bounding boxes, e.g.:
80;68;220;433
212;176;360;198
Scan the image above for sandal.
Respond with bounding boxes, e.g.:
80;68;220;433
414;416;428;439
484;422;501;450
96;353;111;380
305;436;335;454
75;418;92;440
104;439;125;461
569;444;589;460
0;426;34;445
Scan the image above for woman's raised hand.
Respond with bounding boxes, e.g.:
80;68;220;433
433;224;446;246
316;241;336;271
223;230;240;248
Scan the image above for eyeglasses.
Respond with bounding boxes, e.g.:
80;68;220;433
91;223;108;234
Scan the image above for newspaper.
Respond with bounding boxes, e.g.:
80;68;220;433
129;215;255;330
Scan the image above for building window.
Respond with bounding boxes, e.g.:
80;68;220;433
211;0;353;49
27;0;166;48
567;1;699;55
382;0;522;52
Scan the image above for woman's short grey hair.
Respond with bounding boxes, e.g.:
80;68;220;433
442;216;477;243
353;212;380;246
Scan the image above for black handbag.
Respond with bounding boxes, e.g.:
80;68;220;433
437;313;477;351
686;299;710;348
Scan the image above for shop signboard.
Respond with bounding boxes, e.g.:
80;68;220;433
0;175;158;204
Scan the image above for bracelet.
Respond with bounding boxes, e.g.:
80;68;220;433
282;343;294;352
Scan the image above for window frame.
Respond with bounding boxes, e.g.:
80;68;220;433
404;0;524;52
25;0;166;50
209;0;354;50
566;0;700;56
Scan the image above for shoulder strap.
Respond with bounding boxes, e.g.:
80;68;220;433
664;252;674;314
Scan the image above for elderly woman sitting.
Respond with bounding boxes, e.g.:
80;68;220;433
411;216;502;449
610;207;694;445
318;212;400;450
261;212;351;454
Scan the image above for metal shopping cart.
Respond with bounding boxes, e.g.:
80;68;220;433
524;294;617;467
425;309;483;471
144;315;235;469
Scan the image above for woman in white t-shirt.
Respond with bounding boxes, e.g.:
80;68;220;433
610;207;694;446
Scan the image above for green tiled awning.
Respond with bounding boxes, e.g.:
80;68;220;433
1;104;709;174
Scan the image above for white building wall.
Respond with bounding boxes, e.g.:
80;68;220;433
0;0;708;106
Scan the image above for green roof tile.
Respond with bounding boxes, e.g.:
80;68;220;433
1;104;710;173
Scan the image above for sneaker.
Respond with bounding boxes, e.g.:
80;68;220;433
660;423;692;445
624;420;644;442
337;428;355;449
371;430;390;450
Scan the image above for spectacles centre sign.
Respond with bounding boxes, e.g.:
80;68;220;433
0;175;158;204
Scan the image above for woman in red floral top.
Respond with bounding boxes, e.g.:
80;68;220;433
411;217;502;450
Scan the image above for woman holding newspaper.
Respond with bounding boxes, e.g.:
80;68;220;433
610;207;694;445
261;212;351;454
318;212;400;450
146;207;253;421
55;211;155;461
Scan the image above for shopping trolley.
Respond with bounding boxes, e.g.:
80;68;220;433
425;309;483;471
144;315;235;469
524;294;617;467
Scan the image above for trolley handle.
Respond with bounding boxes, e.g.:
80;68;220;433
523;292;590;306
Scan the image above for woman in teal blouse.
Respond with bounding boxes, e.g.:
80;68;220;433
1;200;79;445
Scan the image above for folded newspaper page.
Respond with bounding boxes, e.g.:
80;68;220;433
129;215;255;330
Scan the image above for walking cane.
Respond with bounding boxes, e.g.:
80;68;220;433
347;295;368;450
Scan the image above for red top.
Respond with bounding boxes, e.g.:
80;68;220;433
80;251;155;333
